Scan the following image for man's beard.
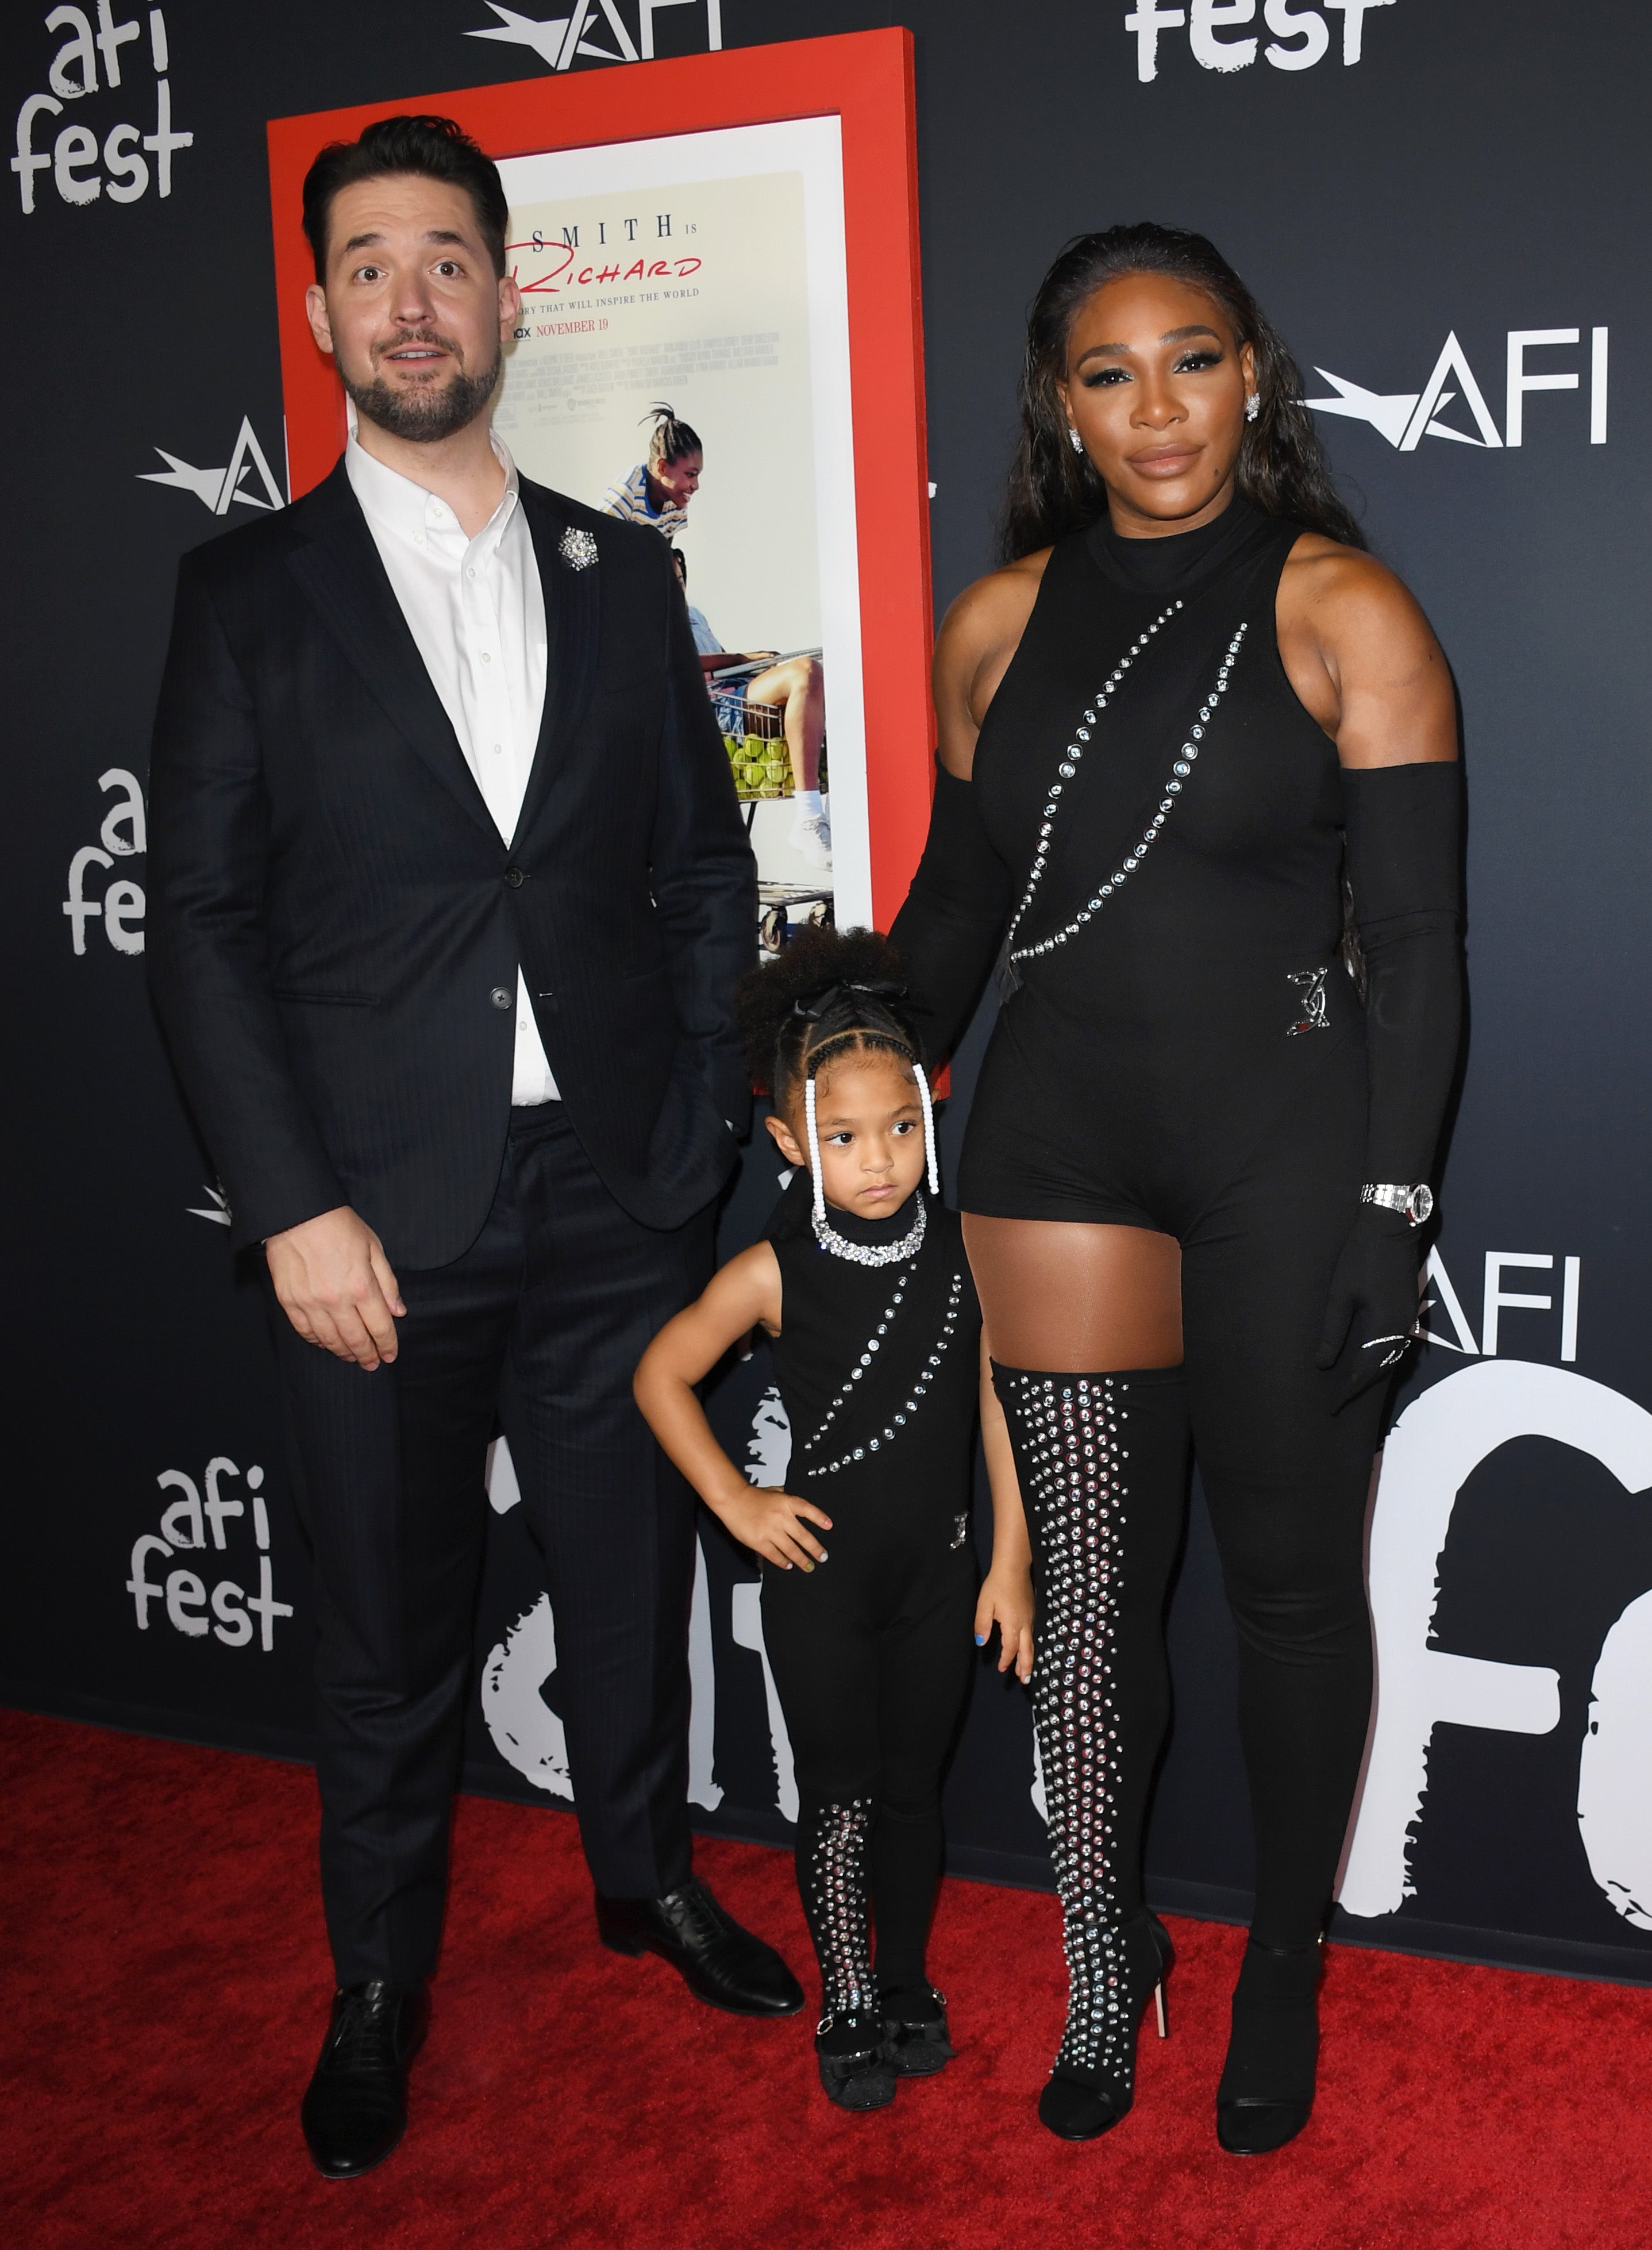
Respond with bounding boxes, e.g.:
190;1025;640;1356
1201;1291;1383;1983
344;330;502;443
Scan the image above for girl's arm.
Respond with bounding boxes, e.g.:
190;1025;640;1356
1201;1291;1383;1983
634;1243;834;1573
973;1330;1034;1683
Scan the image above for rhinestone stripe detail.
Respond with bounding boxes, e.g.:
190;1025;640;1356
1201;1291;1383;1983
1003;1372;1135;2076
798;1267;916;1461
803;1274;966;1479
1007;617;1253;973
996;601;1182;970
804;1798;877;2025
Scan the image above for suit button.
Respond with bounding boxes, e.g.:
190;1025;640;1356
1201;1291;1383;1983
503;866;525;889
490;986;512;1010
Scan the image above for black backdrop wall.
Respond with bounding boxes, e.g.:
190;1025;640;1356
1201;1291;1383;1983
9;0;1652;1986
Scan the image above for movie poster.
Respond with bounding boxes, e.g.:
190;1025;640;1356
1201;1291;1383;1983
494;118;868;949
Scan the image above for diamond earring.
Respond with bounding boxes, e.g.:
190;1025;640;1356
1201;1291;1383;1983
1245;391;1261;423
1068;426;1084;453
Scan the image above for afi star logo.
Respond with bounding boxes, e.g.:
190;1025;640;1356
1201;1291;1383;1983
137;417;285;513
1306;328;1608;451
465;0;722;71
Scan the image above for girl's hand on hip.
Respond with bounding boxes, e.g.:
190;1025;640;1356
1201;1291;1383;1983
718;1486;833;1572
975;1567;1035;1683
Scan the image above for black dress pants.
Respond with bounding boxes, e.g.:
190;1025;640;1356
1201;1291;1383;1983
267;1105;714;1986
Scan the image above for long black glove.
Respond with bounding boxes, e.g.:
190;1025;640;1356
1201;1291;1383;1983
1316;761;1464;1409
888;761;1015;1066
1316;1203;1428;1410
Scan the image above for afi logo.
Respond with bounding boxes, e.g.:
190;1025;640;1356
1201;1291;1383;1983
1307;328;1608;451
11;3;191;213
464;0;722;72
1125;0;1395;83
64;767;145;956
137;416;285;514
126;1455;294;1651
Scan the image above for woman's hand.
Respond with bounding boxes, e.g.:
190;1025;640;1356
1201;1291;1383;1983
713;1485;833;1572
974;1566;1034;1683
1316;1205;1424;1410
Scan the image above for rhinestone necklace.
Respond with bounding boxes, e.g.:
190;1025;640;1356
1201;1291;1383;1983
803;1272;966;1479
998;611;1250;987
812;1193;927;1268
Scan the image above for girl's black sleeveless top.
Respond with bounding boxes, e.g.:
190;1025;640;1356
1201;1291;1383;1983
764;1187;980;1552
958;499;1361;1225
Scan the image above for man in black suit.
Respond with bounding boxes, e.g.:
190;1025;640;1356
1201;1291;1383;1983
148;115;800;2180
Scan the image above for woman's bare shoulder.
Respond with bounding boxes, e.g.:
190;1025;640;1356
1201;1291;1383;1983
934;551;1052;775
1280;532;1429;637
1278;532;1456;766
938;550;1050;656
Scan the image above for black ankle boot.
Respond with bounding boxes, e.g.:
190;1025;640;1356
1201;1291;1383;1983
1037;1911;1173;2141
1216;1937;1322;2155
880;1983;955;2078
816;2008;896;2110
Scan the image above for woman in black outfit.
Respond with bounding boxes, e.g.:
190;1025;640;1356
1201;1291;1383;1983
889;225;1463;2153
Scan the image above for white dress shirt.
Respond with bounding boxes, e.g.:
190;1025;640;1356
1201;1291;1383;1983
346;430;559;1103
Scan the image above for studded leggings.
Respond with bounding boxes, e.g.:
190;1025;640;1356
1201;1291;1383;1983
993;1366;1189;2073
765;1541;976;2014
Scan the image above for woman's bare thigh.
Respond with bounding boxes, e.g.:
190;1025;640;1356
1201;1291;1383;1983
962;1214;1183;1371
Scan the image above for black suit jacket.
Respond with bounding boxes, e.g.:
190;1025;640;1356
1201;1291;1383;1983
148;458;754;1266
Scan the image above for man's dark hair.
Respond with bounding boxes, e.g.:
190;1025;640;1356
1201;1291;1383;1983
302;115;510;285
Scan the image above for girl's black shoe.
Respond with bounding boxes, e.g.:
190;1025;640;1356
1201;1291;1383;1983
880;1985;955;2077
815;2010;896;2111
1215;1937;1322;2155
1037;1911;1173;2141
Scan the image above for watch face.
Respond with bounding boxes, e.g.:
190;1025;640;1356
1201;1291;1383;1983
1408;1185;1435;1225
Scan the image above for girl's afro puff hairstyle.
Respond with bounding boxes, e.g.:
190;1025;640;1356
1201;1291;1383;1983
736;925;925;1103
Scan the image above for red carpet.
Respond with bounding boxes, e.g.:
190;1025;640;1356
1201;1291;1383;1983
4;1711;1651;2249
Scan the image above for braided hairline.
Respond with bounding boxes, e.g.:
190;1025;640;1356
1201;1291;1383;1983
800;1027;917;1083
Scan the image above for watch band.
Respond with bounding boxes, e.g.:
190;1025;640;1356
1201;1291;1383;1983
1361;1182;1435;1227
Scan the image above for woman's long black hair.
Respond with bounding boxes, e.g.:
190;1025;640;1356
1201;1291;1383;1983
1001;222;1364;562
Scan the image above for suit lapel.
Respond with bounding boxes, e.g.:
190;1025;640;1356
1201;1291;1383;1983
511;482;602;847
284;461;498;839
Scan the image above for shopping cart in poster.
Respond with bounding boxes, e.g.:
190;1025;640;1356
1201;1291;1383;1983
708;651;828;808
758;880;833;957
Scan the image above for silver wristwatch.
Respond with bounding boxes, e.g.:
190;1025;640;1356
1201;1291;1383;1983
1361;1182;1434;1227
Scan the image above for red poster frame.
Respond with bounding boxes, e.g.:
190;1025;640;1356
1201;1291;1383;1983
265;28;933;931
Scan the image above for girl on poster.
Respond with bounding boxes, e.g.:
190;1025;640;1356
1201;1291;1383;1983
890;224;1463;2153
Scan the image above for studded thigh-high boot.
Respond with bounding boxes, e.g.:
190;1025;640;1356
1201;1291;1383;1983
992;1365;1191;2141
795;1795;897;2111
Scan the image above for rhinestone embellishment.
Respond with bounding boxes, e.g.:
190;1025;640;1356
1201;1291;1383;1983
804;1799;877;2021
995;602;1183;978
1001;617;1251;980
559;526;599;570
1002;1373;1137;2076
812;1194;927;1267
803;1274;965;1479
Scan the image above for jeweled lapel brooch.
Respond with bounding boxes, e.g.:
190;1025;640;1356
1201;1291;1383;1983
559;526;599;571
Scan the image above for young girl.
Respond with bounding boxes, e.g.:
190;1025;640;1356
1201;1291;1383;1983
634;927;1034;2112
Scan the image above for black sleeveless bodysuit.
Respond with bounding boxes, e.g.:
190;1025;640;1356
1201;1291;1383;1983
960;499;1364;1233
757;1184;980;1808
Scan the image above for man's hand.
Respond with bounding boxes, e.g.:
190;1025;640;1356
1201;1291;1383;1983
266;1206;406;1371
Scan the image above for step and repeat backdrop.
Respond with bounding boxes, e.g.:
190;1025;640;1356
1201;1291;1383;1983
8;0;1652;1985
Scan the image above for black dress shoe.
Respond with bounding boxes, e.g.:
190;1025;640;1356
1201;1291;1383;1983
816;2010;896;2111
301;1979;429;2180
880;1985;956;2078
596;1876;804;2017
